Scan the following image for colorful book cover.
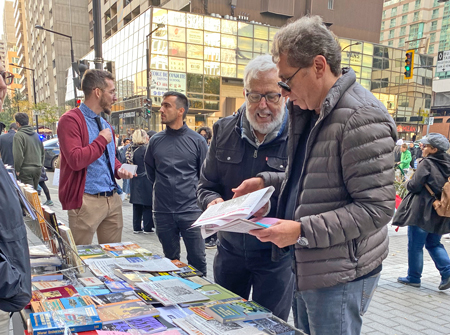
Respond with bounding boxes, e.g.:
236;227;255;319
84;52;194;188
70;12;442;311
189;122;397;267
76;285;111;296
77;245;106;257
195;284;240;301
30;301;44;313
244;317;296;335
42;206;66;260
90;291;140;307
31;273;64;282
32;281;67;290
175;265;203;278
24;188;49;241
41;299;65;312
104;281;134;293
133;289;157;304
79;277;105;287
171;259;188;268
100;243;127;252
58;225;84;273
113;269;154;285
101;315;166;333
32;285;78;301
205;300;272;324
96;301;160;322
59;296;95;309
30;305;102;335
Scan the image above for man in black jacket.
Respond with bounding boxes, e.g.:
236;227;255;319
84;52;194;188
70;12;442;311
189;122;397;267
145;91;208;275
197;55;294;321
0;64;32;334
0;123;18;166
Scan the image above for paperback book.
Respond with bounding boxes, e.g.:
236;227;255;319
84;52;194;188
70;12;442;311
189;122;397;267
244;317;297;335
31;285;78;301
96;301;160;322
101;315;167;334
59;296;96;309
205;300;272;324
91;291;141;307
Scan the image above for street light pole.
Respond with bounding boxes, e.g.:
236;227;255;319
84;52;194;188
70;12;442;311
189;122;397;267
342;41;361;52
10;63;38;133
35;25;78;105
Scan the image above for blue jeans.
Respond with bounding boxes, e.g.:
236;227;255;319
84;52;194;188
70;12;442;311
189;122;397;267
407;225;450;283
153;211;206;275
122;178;130;194
293;274;380;335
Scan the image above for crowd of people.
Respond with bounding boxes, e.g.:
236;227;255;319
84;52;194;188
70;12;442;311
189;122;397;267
1;14;450;335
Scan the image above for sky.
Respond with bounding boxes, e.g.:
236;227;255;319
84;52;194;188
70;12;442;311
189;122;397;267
0;0;5;37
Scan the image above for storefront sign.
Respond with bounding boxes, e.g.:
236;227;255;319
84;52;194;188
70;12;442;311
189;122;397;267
397;125;417;133
169;72;187;94
118;112;136;119
187;29;203;44
169;57;186;72
151;70;168;97
187;59;203;74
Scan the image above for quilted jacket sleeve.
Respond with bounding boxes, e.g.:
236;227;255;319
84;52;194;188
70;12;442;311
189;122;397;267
300;105;396;249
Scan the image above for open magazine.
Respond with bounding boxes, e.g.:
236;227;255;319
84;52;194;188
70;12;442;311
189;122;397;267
191;186;276;238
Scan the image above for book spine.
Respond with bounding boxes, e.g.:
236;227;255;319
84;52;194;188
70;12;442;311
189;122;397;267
30;192;50;241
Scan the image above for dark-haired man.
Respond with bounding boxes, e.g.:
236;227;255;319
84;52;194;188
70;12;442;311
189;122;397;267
58;69;134;245
0;122;18;166
145;91;207;275
13;112;44;189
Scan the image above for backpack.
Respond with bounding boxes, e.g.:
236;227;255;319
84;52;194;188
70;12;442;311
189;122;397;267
425;178;450;217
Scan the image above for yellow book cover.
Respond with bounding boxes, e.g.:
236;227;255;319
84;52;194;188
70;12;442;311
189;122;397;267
59;226;84;273
24;188;49;241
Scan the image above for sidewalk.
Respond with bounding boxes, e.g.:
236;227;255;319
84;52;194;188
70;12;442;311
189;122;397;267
29;173;450;335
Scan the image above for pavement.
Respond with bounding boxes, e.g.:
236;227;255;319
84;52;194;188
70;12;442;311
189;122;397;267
24;172;450;335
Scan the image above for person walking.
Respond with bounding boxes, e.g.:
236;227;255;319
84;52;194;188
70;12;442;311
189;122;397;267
0;122;18;166
127;129;155;234
393;133;450;290
39;166;53;206
13;112;45;189
145;91;208;275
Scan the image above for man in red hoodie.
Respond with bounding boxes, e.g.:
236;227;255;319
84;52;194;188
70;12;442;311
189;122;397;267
58;69;133;245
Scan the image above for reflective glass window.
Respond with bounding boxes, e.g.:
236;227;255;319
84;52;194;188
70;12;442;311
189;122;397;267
168;11;186;27
254;39;268;54
237;65;245;79
168;26;186;42
187;29;203;44
152;25;168;40
187;13;203;29
204;75;220;94
238;37;253;52
152;40;168;55
361;67;372;79
221;49;236;63
169;57;186;72
151;55;168;70
221;20;237;35
238;22;253;37
190;99;204;109
204;62;221;76
187;73;203;92
153;8;168;25
168;42;186;57
204;100;220;110
221;34;237;49
187;59;204;74
204;17;221;32
362;54;373;67
204;47;220;62
204;32;221;47
187;44;204;59
254;26;268;40
221;63;237;78
269;27;279;40
237;51;252;65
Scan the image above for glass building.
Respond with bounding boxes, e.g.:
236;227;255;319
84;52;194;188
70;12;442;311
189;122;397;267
66;6;433;140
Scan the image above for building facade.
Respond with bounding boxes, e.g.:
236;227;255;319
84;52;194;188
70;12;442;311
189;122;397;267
66;6;433;140
4;0;22;98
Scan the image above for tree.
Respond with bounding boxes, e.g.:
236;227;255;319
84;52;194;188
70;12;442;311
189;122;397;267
37;103;62;132
0;95;16;128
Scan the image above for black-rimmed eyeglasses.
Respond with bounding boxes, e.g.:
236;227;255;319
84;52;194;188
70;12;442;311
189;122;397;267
246;92;282;104
0;71;14;86
277;67;302;92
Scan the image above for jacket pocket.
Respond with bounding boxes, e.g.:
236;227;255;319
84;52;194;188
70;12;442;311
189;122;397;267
216;148;244;164
267;156;287;172
348;240;358;263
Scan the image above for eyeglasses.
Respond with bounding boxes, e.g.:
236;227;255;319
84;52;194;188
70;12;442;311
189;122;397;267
0;71;14;86
277;67;302;92
246;92;282;104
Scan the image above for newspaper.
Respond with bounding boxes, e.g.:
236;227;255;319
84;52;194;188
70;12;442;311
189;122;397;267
191;187;275;238
83;258;119;280
115;257;179;272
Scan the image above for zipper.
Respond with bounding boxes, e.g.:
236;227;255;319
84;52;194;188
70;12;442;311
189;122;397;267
253;149;257;158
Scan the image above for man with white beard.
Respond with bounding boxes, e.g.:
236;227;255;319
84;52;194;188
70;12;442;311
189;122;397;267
197;55;294;320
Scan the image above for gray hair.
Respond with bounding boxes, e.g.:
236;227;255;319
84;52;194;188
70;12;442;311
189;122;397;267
243;54;278;90
271;15;342;77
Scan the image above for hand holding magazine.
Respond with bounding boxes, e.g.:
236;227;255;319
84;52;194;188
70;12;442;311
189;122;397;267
191;186;276;238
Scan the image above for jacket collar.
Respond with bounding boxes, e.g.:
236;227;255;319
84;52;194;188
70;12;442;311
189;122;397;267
166;122;188;135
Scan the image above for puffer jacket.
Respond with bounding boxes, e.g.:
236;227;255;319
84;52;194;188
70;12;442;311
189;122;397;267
197;104;288;253
259;68;397;291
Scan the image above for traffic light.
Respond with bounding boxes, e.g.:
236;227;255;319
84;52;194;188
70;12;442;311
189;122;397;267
72;60;90;90
143;98;152;119
104;61;116;78
76;99;81;107
404;50;415;80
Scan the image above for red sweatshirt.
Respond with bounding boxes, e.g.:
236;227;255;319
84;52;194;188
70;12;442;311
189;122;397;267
57;108;122;210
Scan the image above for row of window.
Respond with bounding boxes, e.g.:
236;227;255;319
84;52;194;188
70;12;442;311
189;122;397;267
382;0;442;19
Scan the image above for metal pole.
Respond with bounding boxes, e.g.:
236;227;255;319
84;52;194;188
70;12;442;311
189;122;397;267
32;70;39;134
69;37;78;104
93;0;103;70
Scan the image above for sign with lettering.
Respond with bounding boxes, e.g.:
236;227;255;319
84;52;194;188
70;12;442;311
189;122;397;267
151;70;168;98
437;50;450;73
169;72;186;94
397;125;417;133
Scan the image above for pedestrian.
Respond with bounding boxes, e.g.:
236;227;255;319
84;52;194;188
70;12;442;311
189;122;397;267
118;138;131;199
393;133;450;290
0;122;18;166
13;112;45;189
145;91;208;275
197;126;212;146
39;166;53;206
197;55;294;321
57;69;134;245
232;16;397;335
408;142;417;168
0;62;32;335
127;129;155;234
395;143;412;176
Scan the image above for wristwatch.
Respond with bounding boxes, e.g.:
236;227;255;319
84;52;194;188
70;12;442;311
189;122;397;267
297;228;309;246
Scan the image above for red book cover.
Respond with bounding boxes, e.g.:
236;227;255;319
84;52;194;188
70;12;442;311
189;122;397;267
31;285;78;302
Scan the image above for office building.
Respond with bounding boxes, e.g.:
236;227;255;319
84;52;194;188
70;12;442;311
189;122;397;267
4;0;22;97
67;6;433;140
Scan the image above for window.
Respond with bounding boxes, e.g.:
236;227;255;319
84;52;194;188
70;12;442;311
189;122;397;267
380;32;384;41
401;15;407;25
388;40;393;46
12;57;19;63
402;3;409;13
429;44;434;54
14;78;20;84
430;32;436;43
391;7;397;16
433;0;440;7
431;20;438;31
389;29;395;39
399;37;405;47
414;0;421;10
413;11;419;22
12;68;20;74
400;26;406;36
382;10;386;19
432;9;439;19
381;21;385;30
328;0;334;10
390;18;396;28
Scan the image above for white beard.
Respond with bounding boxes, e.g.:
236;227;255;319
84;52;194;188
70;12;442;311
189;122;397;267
246;107;285;135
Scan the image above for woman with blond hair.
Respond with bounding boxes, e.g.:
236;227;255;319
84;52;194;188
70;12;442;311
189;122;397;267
126;129;156;233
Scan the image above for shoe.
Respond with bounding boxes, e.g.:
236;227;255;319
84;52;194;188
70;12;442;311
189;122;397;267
38;191;42;196
133;230;143;234
397;276;421;288
439;276;450;290
43;200;54;206
205;239;217;249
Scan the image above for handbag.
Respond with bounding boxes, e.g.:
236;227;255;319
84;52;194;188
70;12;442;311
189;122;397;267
424;177;450;217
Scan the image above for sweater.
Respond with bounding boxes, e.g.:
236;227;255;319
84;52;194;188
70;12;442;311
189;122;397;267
12;125;44;173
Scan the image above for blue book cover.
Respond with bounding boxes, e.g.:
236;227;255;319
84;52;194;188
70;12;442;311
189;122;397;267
75;285;111;296
102;315;166;333
105;280;134;293
30;305;102;335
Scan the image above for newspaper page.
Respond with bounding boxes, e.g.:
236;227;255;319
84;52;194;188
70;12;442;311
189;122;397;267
115;257;179;272
83;258;119;280
192;187;274;228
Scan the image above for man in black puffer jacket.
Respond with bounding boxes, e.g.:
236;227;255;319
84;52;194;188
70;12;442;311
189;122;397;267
197;55;294;321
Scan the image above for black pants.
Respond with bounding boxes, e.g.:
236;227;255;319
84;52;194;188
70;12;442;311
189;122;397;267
213;243;295;321
132;204;153;232
38;181;51;201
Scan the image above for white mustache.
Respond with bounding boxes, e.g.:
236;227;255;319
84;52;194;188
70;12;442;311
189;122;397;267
256;109;272;117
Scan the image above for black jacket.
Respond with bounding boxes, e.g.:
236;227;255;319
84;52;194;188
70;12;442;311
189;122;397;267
393;151;450;234
0;160;32;311
197;106;288;252
145;123;208;213
0;130;16;166
130;144;153;207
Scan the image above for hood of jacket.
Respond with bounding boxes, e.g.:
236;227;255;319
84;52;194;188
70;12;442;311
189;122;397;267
427;151;450;176
18;125;36;135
